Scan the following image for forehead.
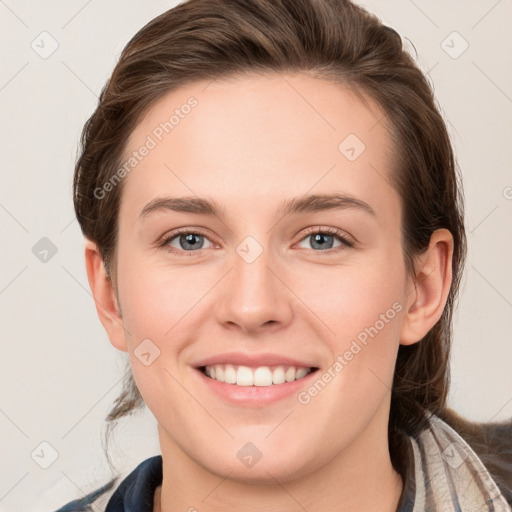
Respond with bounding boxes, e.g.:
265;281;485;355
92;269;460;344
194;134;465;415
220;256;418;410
119;72;399;226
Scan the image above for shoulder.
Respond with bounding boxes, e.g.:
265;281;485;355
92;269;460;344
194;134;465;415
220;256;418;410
53;455;162;512
54;478;118;512
435;408;512;506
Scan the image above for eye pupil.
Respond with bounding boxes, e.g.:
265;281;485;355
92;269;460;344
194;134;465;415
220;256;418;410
311;233;334;250
181;233;203;250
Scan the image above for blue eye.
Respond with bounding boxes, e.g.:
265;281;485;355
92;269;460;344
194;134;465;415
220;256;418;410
297;227;353;252
159;227;353;256
161;230;214;255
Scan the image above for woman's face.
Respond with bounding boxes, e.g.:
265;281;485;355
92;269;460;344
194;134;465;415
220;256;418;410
112;72;415;481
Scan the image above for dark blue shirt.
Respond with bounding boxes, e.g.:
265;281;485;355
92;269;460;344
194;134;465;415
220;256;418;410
55;455;163;512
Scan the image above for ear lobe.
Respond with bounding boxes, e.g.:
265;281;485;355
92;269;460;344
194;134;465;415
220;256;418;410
400;228;454;346
84;239;128;352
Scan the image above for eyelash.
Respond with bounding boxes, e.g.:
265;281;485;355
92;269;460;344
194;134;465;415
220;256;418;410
158;226;354;256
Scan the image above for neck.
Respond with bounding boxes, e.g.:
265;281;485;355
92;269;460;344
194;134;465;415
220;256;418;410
154;406;403;512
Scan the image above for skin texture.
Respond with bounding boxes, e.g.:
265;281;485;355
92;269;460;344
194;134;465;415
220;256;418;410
84;72;454;512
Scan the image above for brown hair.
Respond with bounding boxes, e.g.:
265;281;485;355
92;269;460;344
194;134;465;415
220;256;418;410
72;0;510;502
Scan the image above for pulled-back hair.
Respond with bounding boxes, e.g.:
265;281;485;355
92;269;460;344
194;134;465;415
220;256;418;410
71;0;510;502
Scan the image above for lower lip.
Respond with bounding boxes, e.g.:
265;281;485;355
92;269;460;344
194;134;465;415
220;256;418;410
194;368;319;406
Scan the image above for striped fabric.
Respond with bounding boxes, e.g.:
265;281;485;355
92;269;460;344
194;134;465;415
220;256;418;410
409;413;511;511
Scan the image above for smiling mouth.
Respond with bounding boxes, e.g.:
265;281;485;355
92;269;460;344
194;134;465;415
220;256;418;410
199;364;319;386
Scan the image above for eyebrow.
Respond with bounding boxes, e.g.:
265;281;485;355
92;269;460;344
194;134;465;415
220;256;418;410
138;193;376;221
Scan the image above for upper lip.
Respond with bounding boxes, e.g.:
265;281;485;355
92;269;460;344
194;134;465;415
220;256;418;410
193;352;319;369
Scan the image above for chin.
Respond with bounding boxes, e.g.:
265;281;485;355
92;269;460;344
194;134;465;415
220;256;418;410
194;440;320;485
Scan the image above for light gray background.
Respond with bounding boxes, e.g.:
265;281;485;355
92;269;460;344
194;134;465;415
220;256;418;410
0;1;511;511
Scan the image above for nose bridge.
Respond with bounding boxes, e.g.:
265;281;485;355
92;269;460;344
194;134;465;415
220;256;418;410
215;233;292;331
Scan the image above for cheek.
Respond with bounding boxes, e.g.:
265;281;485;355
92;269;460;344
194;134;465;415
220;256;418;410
116;249;216;388
300;253;406;404
300;252;405;342
121;271;195;421
116;249;194;344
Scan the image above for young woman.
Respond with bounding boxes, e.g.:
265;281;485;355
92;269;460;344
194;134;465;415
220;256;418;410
56;0;512;510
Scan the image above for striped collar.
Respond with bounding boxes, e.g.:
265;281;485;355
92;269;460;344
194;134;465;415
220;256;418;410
403;412;510;511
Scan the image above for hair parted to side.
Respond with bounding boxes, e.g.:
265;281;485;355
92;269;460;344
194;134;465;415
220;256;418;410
73;0;483;489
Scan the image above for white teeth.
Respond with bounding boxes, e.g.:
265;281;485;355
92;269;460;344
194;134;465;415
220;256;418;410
203;364;313;386
237;366;253;386
295;368;308;379
272;366;286;384
215;365;224;382
224;364;237;384
253;366;273;386
285;367;296;382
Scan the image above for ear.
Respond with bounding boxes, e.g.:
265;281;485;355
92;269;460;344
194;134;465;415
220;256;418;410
400;228;454;346
84;238;128;352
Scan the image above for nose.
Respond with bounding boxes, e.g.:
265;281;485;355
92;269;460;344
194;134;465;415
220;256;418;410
214;241;294;334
